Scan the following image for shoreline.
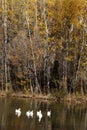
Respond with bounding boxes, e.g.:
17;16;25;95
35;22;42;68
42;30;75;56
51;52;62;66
0;91;87;104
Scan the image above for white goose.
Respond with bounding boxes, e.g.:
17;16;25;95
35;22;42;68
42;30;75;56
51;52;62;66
37;110;43;122
47;111;51;117
37;110;41;117
15;108;21;117
26;110;31;118
26;110;33;118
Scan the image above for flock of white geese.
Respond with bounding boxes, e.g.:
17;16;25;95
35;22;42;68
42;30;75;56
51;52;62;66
15;108;51;122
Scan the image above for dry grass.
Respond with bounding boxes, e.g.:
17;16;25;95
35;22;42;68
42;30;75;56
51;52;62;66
0;90;87;104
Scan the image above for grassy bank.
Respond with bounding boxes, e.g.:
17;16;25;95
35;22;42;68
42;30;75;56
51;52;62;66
0;91;87;104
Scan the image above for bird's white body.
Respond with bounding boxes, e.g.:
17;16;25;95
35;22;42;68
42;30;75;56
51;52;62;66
26;110;33;118
26;111;31;118
37;110;42;122
37;110;41;117
15;108;21;117
47;111;51;117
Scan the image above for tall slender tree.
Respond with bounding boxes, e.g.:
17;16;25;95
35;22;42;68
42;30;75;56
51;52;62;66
2;0;8;92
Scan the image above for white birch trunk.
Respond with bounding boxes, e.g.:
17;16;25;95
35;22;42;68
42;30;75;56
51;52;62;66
43;0;50;94
24;0;41;94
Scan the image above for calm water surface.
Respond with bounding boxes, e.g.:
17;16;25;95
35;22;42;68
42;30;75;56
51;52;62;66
0;97;87;130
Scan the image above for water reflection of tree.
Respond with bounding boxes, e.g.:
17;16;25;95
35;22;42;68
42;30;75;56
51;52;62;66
12;99;52;130
85;112;87;130
0;98;87;130
51;103;87;130
0;98;7;130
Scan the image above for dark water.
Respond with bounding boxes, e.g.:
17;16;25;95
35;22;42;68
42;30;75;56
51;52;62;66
0;97;87;130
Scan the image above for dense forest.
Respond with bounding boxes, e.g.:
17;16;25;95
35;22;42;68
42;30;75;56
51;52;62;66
0;0;87;96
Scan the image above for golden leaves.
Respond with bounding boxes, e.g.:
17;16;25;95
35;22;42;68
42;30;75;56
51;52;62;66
0;9;2;13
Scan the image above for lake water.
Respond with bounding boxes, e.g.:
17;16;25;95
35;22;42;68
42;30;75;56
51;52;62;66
0;97;87;130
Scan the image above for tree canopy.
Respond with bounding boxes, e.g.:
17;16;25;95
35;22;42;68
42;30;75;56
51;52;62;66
0;0;87;95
